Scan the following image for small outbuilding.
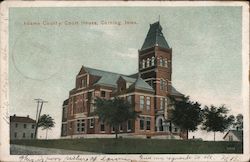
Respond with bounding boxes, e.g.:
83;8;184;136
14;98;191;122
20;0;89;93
223;130;243;141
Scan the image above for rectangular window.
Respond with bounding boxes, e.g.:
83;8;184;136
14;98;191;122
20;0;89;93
81;120;85;132
111;125;115;133
119;124;123;132
146;97;150;111
31;133;34;139
174;128;178;132
101;91;106;97
22;133;26;138
82;78;87;87
160;98;164;110
165;98;168;109
127;120;132;132
140;96;144;109
14;132;17;138
24;124;27;128
76;120;85;133
146;117;151;130
32;124;35;129
160;79;164;90
63;108;68;119
15;123;18;128
89;118;94;128
140;117;144;130
77;120;80;132
100;122;105;132
127;95;132;104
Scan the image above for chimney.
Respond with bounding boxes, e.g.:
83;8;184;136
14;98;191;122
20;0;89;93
13;114;16;117
27;115;29;118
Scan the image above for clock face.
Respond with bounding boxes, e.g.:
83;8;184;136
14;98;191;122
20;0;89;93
12;29;64;81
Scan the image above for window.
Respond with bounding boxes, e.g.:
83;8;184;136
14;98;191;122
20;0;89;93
32;124;35;129
82;78;87;87
31;133;34;139
63;108;68;119
151;56;155;66
140;117;144;130
146;97;150;111
89;118;94;128
111;125;115;133
160;98;164;110
24;124;27;128
101;91;106;97
160;79;164;90
165;98;168;109
14;132;17;138
81;120;85;132
119;124;123;132
174;128;178;132
22;133;26;138
15;123;18;128
229;135;233;141
146;118;151;130
77;120;80;132
140;96;144;109
147;58;150;67
100;122;105;132
159;57;164;66
127;120;132;132
127;95;132;104
142;59;145;68
164;59;168;67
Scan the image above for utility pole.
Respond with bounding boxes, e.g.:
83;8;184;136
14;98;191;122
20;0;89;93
34;99;48;139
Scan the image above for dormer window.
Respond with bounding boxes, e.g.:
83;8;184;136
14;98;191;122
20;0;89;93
151;56;155;66
142;59;145;69
82;78;87;87
146;58;150;67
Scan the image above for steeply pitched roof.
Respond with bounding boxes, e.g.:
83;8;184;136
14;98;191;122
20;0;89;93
170;85;184;96
223;130;243;141
85;67;122;87
83;67;153;92
130;77;154;92
120;76;136;83
10;115;36;123
141;21;170;50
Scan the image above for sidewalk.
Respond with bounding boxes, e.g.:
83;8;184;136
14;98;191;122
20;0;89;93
10;144;98;155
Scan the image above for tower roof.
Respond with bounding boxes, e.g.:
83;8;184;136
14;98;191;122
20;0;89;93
141;21;170;50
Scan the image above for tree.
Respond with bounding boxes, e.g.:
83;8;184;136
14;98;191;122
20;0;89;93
38;114;55;139
234;114;243;130
170;96;203;139
93;97;140;139
202;105;234;141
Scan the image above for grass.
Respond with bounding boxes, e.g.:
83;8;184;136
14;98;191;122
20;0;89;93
11;138;243;154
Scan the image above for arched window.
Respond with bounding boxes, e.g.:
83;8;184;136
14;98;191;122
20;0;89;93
159;57;164;66
151;56;155;66
147;58;150;67
142;59;145;69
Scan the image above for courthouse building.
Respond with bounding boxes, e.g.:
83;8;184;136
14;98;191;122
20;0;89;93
61;21;187;139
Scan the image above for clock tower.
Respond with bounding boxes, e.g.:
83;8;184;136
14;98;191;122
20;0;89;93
138;21;172;113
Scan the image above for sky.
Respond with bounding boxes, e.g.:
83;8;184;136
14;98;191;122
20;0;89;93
9;6;243;140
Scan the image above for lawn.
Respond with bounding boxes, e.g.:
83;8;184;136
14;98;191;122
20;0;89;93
11;138;243;154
